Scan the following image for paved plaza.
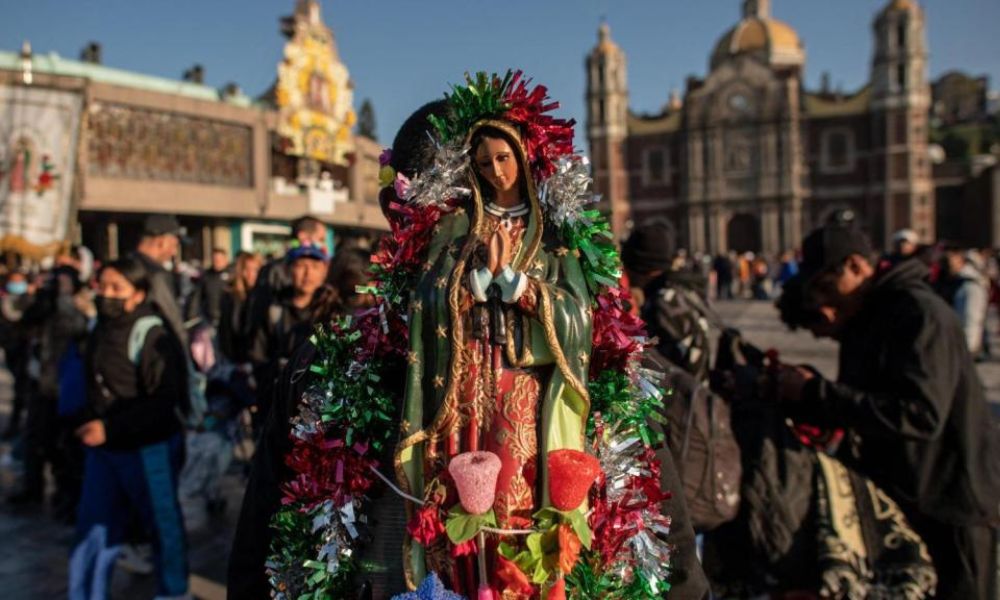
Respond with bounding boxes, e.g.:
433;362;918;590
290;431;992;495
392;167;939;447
0;299;997;599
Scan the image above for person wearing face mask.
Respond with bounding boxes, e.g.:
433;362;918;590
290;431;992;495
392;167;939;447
1;271;35;439
8;264;91;517
68;256;190;600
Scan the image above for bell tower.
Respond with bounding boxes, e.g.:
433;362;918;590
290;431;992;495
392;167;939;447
871;0;933;245
586;23;631;239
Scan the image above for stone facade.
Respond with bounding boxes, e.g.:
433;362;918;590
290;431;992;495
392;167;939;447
587;0;936;253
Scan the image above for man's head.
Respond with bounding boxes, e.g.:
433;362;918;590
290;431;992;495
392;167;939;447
210;248;229;272
942;245;967;276
892;228;919;258
291;216;327;248
621;223;675;288
798;224;876;335
137;214;183;264
286;245;329;300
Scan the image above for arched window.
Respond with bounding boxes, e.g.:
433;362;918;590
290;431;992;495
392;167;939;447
821;128;855;173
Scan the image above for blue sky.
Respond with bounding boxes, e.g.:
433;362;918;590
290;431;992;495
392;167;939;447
3;1;998;147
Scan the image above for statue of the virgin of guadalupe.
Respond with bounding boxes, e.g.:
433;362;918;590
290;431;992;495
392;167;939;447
395;112;595;593
236;72;680;600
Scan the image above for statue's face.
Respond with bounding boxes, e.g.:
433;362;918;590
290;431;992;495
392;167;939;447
474;136;519;195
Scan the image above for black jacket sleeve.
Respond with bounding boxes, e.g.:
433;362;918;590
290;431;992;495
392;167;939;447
102;325;186;448
796;305;955;441
227;343;314;600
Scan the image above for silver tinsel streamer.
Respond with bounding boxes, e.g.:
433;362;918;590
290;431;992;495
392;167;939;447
310;499;362;576
405;135;471;207
537;155;600;228
595;412;674;595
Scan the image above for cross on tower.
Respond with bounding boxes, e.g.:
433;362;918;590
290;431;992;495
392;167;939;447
743;0;771;19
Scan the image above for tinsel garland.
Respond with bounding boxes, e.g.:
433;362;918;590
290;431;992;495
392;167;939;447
266;192;438;599
268;70;675;599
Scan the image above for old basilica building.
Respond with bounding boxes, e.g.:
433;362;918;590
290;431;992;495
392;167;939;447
587;0;937;254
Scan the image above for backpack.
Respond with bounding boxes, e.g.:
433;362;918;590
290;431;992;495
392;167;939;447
649;351;742;532
711;329;815;562
128;315;207;428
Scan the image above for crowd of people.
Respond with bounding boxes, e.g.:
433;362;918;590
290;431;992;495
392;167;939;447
0;214;371;599
670;229;1000;365
0;113;996;599
619;216;999;599
0;213;996;598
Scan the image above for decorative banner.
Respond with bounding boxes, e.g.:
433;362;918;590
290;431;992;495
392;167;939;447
0;85;82;246
86;102;253;187
275;2;356;166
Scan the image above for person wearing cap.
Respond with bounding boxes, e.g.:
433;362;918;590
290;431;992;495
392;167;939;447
776;223;1000;599
891;228;920;261
623;223;714;381
247;244;329;423
241;216;327;347
134;214;188;347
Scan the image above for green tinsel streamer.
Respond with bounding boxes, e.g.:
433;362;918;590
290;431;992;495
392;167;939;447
267;505;357;600
428;71;515;143
562;209;622;296
566;557;668;600
587;370;666;447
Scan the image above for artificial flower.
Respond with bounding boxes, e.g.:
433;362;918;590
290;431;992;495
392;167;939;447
450;538;478;558
448;451;502;515
547;449;602;511
545;577;566;600
379;165;397;187
406;504;445;546
379;147;393;167
556;524;582;574
390;572;464;600
394;172;411;199
496;555;534;596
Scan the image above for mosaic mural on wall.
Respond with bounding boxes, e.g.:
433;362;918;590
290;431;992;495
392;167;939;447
87;102;253;187
0;85;82;245
274;1;355;166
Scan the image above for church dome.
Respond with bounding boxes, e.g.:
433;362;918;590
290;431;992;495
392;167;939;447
711;16;804;69
710;2;804;70
885;0;919;12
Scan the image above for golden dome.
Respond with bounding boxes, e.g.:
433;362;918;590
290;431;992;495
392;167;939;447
880;0;921;16
888;0;918;11
711;17;804;69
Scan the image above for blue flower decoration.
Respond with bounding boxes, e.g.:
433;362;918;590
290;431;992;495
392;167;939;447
390;572;465;600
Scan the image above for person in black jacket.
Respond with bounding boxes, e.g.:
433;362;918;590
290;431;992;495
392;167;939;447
247;244;328;424
241;216;328;353
777;224;1000;600
68;256;190;600
186;247;231;328
133;214;188;346
218;251;262;364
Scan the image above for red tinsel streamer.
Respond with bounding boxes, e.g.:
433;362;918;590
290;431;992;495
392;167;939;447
372;200;443;271
588;448;673;569
590;291;646;374
501;71;576;180
281;434;378;510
